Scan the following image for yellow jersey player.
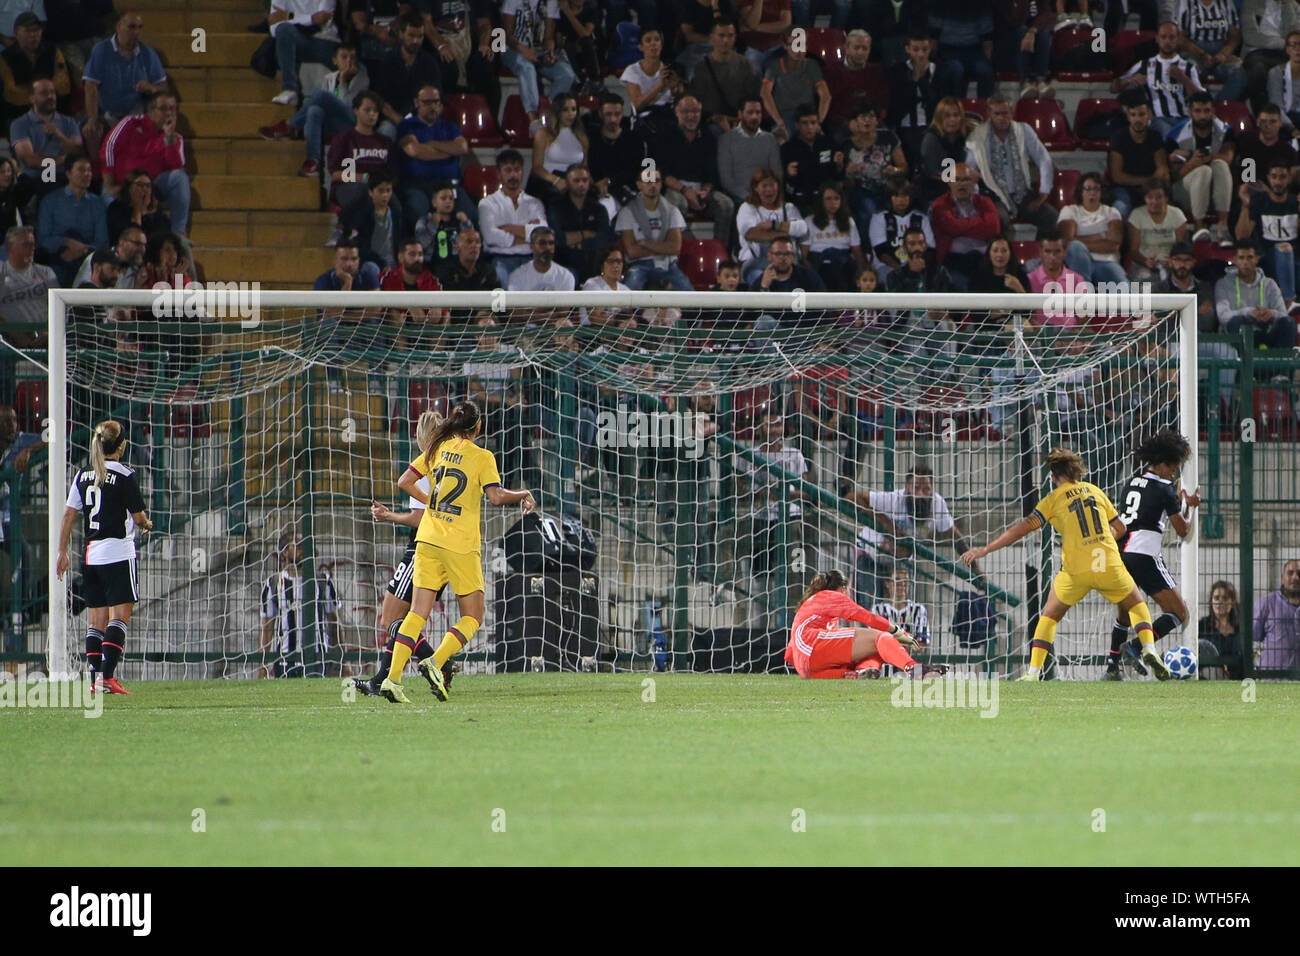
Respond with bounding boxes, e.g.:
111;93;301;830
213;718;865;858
959;448;1169;681
379;400;535;704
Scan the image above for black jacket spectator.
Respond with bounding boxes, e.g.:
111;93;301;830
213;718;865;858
587;123;648;204
759;264;826;293
781;132;841;212
651;121;723;198
341;193;406;272
372;44;443;128
104;197;170;247
437;253;497;291
886;260;953;293
547;192;613;281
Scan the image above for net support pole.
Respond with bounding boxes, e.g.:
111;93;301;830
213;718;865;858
47;291;68;680
1238;325;1255;678
1177;298;1200;673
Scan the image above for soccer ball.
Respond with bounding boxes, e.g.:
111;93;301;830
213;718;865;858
1163;646;1197;680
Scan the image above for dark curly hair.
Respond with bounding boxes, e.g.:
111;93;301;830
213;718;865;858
1136;428;1192;470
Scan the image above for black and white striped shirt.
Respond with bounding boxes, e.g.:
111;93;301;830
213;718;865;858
260;568;339;654
870;601;932;642
1175;0;1239;52
1123;54;1204;119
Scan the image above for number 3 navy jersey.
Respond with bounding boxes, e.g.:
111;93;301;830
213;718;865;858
65;460;146;565
406;437;502;554
1115;471;1180;557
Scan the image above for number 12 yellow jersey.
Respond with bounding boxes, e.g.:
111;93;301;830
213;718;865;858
1031;480;1121;574
408;438;502;554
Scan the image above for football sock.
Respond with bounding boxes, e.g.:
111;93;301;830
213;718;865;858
102;620;127;679
854;655;884;672
1153;611;1183;638
85;628;104;680
372;622;400;683
413;637;434;661
1028;616;1058;673
387;613;425;682
1108;620;1128;666
1129;602;1156;647
432;615;480;669
872;632;916;671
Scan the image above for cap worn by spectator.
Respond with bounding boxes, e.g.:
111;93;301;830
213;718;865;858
92;247;121;268
1168;241;1195;258
14;12;44;29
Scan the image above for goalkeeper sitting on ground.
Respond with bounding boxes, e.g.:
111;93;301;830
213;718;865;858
786;570;947;679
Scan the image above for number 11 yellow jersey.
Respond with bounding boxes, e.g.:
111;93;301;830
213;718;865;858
1031;480;1121;575
408;437;502;554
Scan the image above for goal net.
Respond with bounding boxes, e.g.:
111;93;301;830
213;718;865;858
44;289;1198;681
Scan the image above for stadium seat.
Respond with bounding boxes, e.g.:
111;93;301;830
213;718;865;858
1049;168;1082;211
577;94;601;116
13;379;44;432
805;27;845;66
501;94;550;148
1012;240;1040;267
1073;97;1122;150
1254;387;1297;440
1214;99;1255;138
959;98;988;122
731;384;774;439
393;380;449;434
679;237;728;291
1193;240;1233;263
464;164;501;201
166;387;210;439
1111;29;1157;73
1052;27;1115;82
444;93;504;148
1013;98;1075;151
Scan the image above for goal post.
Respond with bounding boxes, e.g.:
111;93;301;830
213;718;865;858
45;288;1199;680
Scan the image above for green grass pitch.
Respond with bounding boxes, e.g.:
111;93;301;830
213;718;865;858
3;675;1298;866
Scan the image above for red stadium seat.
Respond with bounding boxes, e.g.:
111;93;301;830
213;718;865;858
1049;168;1082;211
678;237;728;291
13;379;44;432
1111;29;1157;74
1012;240;1040;268
1214;99;1255;137
1193;240;1233;263
393;381;448;434
1073;97;1122;150
444;93;504;148
804;27;845;66
1013;97;1076;151
1254;387;1297;440
501;94;550;148
960;98;988;122
1052;26;1115;82
731;384;774;439
165;387;210;439
463;164;501;201
577;94;601;116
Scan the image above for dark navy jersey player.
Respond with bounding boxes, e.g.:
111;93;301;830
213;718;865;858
1106;429;1202;679
56;419;153;695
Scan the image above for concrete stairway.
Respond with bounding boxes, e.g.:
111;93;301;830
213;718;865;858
133;0;333;290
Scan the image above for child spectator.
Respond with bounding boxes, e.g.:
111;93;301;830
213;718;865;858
781;107;843;213
869;174;934;275
258;41;369;179
341;169;404;286
415;183;472;270
325;91;394;214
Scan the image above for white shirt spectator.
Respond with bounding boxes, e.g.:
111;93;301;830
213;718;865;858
269;0;335;38
870;600;931;642
615;198;686;270
854;488;956;557
579;275;629;324
802;214;861;253
1057;203;1123;263
506;259;576;291
621;61;673;110
736;200;808;263
478;187;547;257
736;444;808;520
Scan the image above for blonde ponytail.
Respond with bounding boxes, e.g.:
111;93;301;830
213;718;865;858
414;408;444;458
91;420;124;488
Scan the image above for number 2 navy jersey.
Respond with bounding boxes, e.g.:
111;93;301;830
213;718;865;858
1115;471;1180;557
65;460;146;565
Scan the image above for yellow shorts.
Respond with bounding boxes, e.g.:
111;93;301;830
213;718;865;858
1052;563;1137;607
412;542;484;596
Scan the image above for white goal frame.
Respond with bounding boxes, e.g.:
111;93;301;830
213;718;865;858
45;290;1199;679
